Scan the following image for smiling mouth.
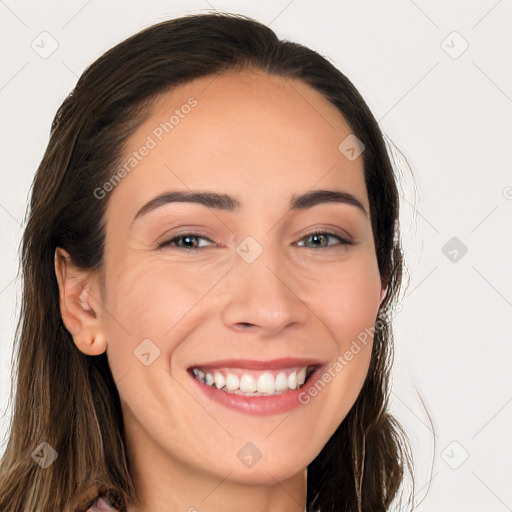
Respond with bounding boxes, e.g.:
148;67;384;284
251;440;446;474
187;365;319;397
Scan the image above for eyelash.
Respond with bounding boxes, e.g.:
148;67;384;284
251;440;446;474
157;230;353;251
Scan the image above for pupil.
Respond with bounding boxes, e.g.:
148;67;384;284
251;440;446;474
183;236;196;247
312;234;325;247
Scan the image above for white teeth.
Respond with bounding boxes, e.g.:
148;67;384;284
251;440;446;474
225;374;240;391
287;371;297;390
239;373;257;393
256;372;275;394
193;368;205;381
192;365;313;395
214;371;225;390
274;372;288;392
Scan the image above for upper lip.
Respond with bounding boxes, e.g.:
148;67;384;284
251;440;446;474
188;357;325;371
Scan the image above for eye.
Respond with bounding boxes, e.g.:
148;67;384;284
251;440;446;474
157;230;352;251
158;233;214;250
296;231;352;249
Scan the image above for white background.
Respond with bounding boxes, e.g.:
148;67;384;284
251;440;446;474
1;1;511;510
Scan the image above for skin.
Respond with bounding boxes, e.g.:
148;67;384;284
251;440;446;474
56;68;386;512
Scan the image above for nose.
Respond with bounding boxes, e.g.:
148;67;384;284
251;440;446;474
221;244;310;337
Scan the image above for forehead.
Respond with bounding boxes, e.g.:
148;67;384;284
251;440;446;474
106;68;368;218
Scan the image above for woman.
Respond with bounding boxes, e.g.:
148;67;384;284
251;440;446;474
0;12;413;512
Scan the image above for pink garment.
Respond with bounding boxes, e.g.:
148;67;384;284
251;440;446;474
87;496;119;511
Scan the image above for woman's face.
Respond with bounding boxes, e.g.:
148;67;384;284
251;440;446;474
97;69;384;489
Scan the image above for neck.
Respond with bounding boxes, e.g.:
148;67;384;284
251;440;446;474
128;453;307;512
124;419;307;512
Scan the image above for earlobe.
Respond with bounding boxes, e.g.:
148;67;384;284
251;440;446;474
54;248;107;355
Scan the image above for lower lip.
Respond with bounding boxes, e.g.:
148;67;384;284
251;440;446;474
188;365;325;416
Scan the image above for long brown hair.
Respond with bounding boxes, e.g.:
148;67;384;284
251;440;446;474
0;12;413;512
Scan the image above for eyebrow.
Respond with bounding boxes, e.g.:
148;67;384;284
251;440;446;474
131;188;367;224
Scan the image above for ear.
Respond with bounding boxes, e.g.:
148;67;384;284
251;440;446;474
54;247;107;356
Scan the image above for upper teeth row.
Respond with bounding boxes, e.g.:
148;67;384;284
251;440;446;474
192;367;308;394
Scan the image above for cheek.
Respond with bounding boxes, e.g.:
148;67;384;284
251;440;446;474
99;256;225;449
310;251;381;341
304;252;380;412
100;254;225;378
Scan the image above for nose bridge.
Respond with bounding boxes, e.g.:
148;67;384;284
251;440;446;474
221;235;308;335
